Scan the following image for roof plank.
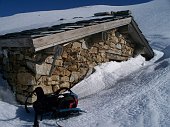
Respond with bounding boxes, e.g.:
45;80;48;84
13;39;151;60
0;38;33;48
128;19;154;60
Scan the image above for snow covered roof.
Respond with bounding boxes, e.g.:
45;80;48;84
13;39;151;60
0;10;131;38
0;11;154;60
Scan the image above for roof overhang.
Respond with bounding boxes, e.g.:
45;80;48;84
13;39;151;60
32;17;132;51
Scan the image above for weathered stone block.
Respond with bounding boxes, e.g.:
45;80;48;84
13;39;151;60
52;81;57;85
63;62;72;68
47;81;52;85
97;55;103;63
62;51;68;59
41;85;53;94
52;85;60;92
45;56;53;64
107;53;128;61
60;82;70;88
70;71;80;83
102;57;110;62
53;67;62;76
89;47;98;54
93;43;100;47
85;68;95;78
100;52;106;58
17;90;37;103
120;38;126;44
63;69;71;76
110;30;116;36
106;49;122;55
115;31;122;38
110;42;116;48
69;52;77;60
116;44;122;50
103;45;109;50
82;56;87;62
69;75;75;83
51;75;60;81
79;68;88;78
77;63;88;68
99;42;105;46
87;61;97;68
80;50;87;56
68;65;78;71
112;36;119;43
55;59;63;66
61;76;70;82
128;49;134;56
54;67;71;77
47;77;52;82
98;50;106;53
72;42;82;50
17;73;36;85
81;40;88;49
26;62;52;75
40;76;47;82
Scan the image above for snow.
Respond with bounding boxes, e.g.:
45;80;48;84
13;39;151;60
71;52;162;99
0;0;170;127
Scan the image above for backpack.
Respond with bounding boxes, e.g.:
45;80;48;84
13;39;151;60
25;87;78;127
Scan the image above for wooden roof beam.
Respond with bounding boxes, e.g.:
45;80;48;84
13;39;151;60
128;18;154;60
0;38;33;48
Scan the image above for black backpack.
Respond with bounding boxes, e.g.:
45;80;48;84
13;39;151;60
25;87;78;127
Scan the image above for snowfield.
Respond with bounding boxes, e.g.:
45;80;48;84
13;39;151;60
0;0;170;127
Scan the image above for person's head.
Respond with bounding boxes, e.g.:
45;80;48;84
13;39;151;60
34;87;45;99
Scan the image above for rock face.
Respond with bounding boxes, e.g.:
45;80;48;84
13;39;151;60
0;28;135;104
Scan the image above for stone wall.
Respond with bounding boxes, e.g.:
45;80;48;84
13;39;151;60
0;28;135;104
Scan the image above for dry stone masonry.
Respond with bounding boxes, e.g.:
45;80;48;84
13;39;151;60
0;29;135;103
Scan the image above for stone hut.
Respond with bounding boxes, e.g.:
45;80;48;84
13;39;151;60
0;11;154;103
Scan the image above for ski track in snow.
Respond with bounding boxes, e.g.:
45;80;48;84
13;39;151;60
1;0;170;127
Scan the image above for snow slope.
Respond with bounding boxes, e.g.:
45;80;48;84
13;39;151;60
0;0;170;127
